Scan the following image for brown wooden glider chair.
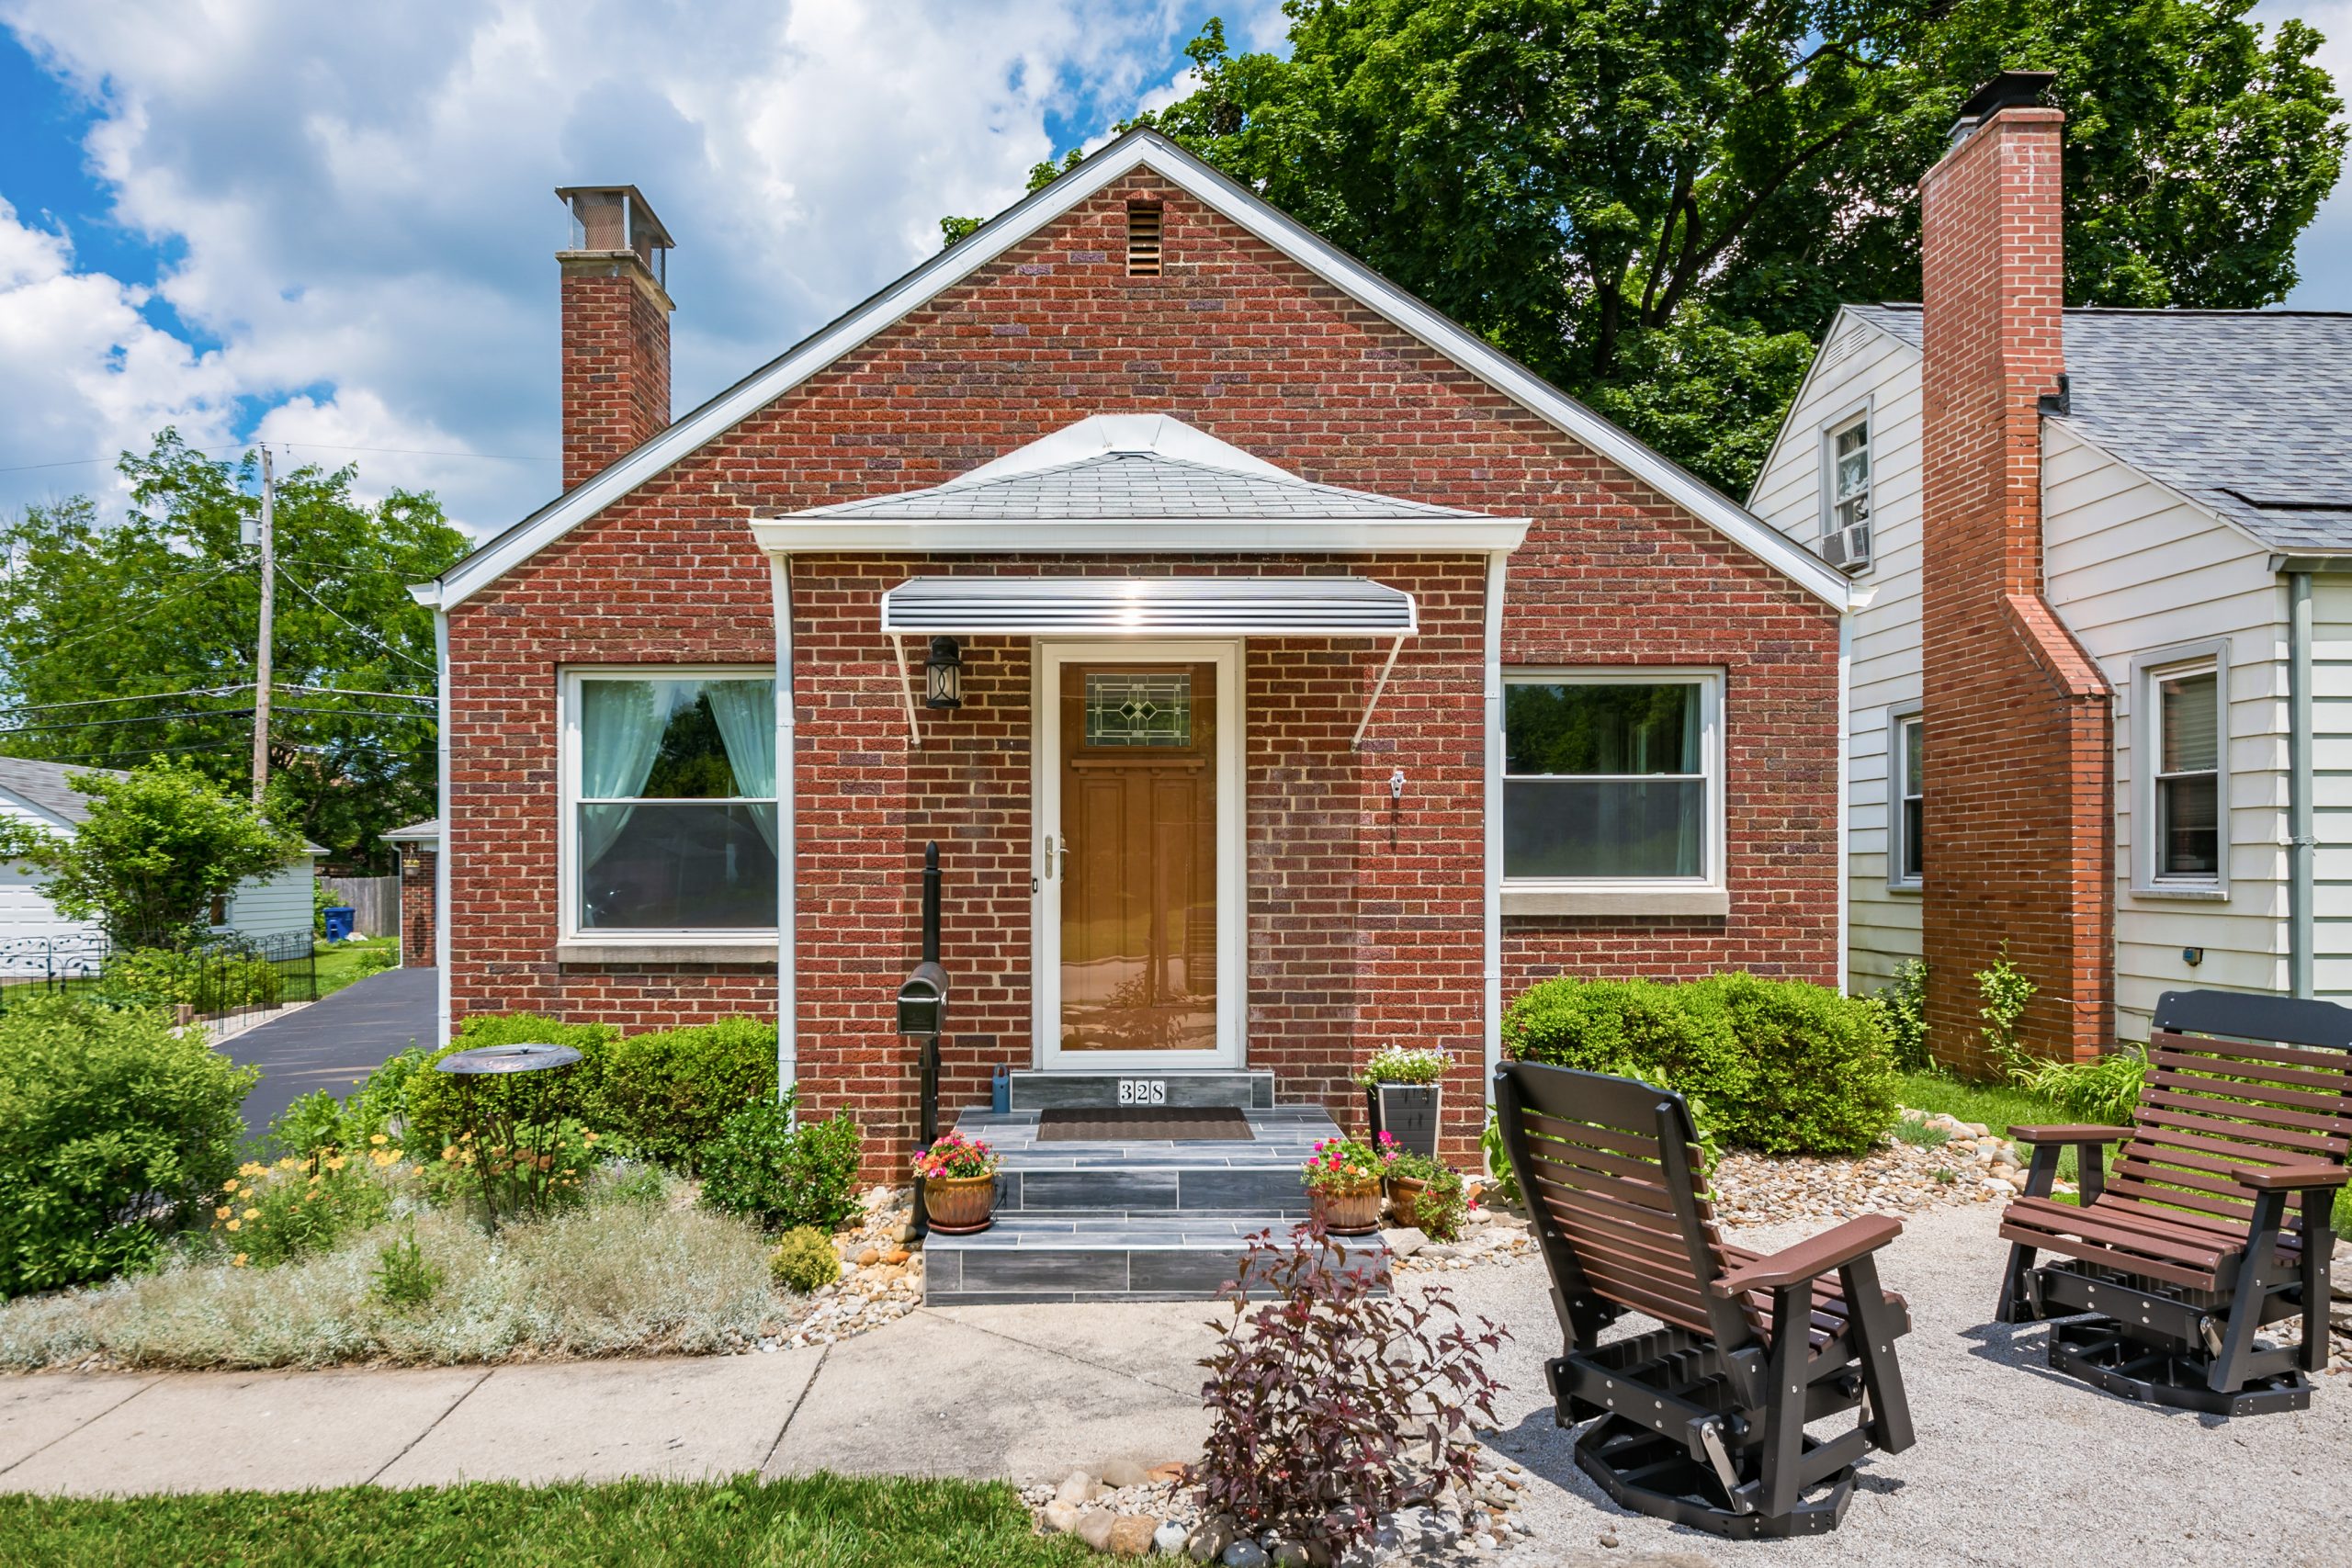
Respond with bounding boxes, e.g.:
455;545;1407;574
1493;1061;1915;1539
1994;988;2351;1416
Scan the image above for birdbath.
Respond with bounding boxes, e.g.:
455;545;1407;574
433;1043;582;1233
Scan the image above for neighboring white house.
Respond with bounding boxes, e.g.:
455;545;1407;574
1749;304;2352;1043
0;757;323;961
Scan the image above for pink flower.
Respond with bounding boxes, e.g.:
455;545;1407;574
1376;1131;1395;1145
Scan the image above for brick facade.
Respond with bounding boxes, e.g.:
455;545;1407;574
399;847;436;970
1917;106;2113;1069
447;174;1845;1173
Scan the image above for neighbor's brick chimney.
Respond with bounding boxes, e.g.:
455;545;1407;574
557;186;674;490
1917;73;2113;1070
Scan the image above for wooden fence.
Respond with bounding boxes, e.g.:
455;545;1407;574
319;874;401;938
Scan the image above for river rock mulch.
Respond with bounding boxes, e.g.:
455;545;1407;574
1024;1452;1536;1562
762;1184;922;1351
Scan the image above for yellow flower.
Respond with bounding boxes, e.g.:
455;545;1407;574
214;1204;232;1220
442;1145;458;1161
222;1179;241;1194
325;1156;346;1171
582;1132;598;1144
243;1208;259;1222
369;1134;388;1145
225;1219;242;1233
277;1156;300;1170
232;1253;248;1267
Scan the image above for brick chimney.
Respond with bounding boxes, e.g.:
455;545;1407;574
1917;73;2113;1069
557;186;674;490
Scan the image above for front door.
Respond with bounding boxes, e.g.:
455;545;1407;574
1036;642;1240;1068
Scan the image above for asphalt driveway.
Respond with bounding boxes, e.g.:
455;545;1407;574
225;965;436;1137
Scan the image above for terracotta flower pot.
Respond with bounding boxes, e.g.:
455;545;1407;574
1310;1182;1384;1235
1385;1175;1429;1222
922;1172;997;1235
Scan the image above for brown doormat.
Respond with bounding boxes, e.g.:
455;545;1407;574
1035;1106;1254;1142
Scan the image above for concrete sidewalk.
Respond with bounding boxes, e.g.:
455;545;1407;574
0;1300;1218;1496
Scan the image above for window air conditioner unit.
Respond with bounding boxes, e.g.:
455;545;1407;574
1820;520;1871;573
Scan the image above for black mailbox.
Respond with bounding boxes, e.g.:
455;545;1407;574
897;960;948;1038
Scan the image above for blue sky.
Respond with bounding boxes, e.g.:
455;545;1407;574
0;0;2344;536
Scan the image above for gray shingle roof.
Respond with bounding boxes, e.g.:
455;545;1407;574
1848;303;2352;552
0;756;123;827
789;450;1489;522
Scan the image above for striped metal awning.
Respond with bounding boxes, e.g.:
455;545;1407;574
877;576;1418;749
877;575;1417;637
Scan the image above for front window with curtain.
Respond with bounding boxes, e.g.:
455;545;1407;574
1503;675;1716;882
2153;665;2221;882
571;672;778;931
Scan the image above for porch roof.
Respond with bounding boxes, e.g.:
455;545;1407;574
877;575;1417;637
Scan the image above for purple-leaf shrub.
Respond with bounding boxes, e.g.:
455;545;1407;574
1188;1222;1508;1558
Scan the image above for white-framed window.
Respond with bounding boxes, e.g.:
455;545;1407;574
1818;409;1872;572
2154;658;2220;888
1501;670;1724;887
560;667;779;938
1891;708;1924;890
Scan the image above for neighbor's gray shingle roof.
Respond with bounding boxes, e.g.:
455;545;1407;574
1849;303;2352;552
0;754;326;852
789;450;1488;522
0;756;123;827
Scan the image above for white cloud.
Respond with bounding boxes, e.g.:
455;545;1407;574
0;0;1283;531
2254;0;2352;309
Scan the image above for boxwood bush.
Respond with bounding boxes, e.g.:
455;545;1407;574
1501;973;1898;1156
396;1014;620;1157
0;998;256;1296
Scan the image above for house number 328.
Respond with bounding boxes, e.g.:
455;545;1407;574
1117;1079;1167;1105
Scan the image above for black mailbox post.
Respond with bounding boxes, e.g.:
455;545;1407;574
900;842;950;1235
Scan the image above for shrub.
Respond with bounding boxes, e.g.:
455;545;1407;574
1502;973;1899;1156
1977;949;2036;1069
769;1227;841;1293
590;1018;776;1172
269;1090;359;1161
1192;1225;1506;1557
1410;1164;1467;1243
211;1146;407;1269
0;999;256;1297
424;1118;601;1226
698;1096;863;1233
96;947;283;1013
371;1224;442;1310
1870;959;1930;1073
2010;1047;2148;1125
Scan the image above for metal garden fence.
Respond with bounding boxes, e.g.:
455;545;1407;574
0;929;320;1023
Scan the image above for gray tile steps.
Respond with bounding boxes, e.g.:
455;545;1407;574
949;1104;1329;1215
922;1213;1390;1305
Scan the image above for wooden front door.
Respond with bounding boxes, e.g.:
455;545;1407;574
1038;646;1238;1066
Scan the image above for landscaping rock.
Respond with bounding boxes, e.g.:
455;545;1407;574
1043;1501;1082;1535
1189;1515;1235;1562
1057;1470;1098;1508
1220;1541;1268;1568
1153;1519;1191;1555
1379;1226;1427;1258
1078;1511;1118;1551
1269;1542;1308;1566
1101;1458;1153;1488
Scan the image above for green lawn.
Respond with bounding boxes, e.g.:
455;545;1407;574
0;1473;1091;1568
310;936;398;1000
1895;1069;2086;1184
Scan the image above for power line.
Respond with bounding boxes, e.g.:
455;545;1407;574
15;567;242;668
274;568;438;675
0;440;553;476
0;681;433;718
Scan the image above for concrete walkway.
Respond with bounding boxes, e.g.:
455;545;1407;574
0;1300;1218;1496
226;964;436;1134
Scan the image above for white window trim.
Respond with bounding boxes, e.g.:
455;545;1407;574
1888;704;1924;893
1818;400;1874;574
559;664;782;950
2130;641;2229;900
1499;667;1726;917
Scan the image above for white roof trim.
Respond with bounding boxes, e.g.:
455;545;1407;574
879;575;1417;637
942;413;1297;488
752;516;1529;554
438;130;1855;611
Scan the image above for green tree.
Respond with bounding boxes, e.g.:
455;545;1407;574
968;3;2343;494
0;433;468;867
0;761;304;947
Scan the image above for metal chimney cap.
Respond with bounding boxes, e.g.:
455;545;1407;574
1956;71;2058;126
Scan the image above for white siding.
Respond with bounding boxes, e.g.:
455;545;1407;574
1747;312;1923;994
2040;421;2287;1043
0;794;89;948
2306;577;2352;1000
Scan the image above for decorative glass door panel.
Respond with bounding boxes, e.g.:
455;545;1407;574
1057;661;1217;1053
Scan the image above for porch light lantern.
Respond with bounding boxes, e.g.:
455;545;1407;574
924;637;964;710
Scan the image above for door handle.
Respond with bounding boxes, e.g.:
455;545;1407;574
1044;834;1067;882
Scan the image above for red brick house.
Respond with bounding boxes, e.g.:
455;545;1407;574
412;134;1860;1294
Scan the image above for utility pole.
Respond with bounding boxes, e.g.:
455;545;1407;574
250;444;275;807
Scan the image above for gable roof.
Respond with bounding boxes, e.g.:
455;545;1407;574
424;130;1854;612
1844;303;2352;553
0;756;119;829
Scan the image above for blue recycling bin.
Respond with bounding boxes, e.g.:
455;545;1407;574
322;906;356;943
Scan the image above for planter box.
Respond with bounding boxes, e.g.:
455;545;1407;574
1364;1082;1442;1161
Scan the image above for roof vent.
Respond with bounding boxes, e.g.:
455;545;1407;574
1125;203;1163;276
